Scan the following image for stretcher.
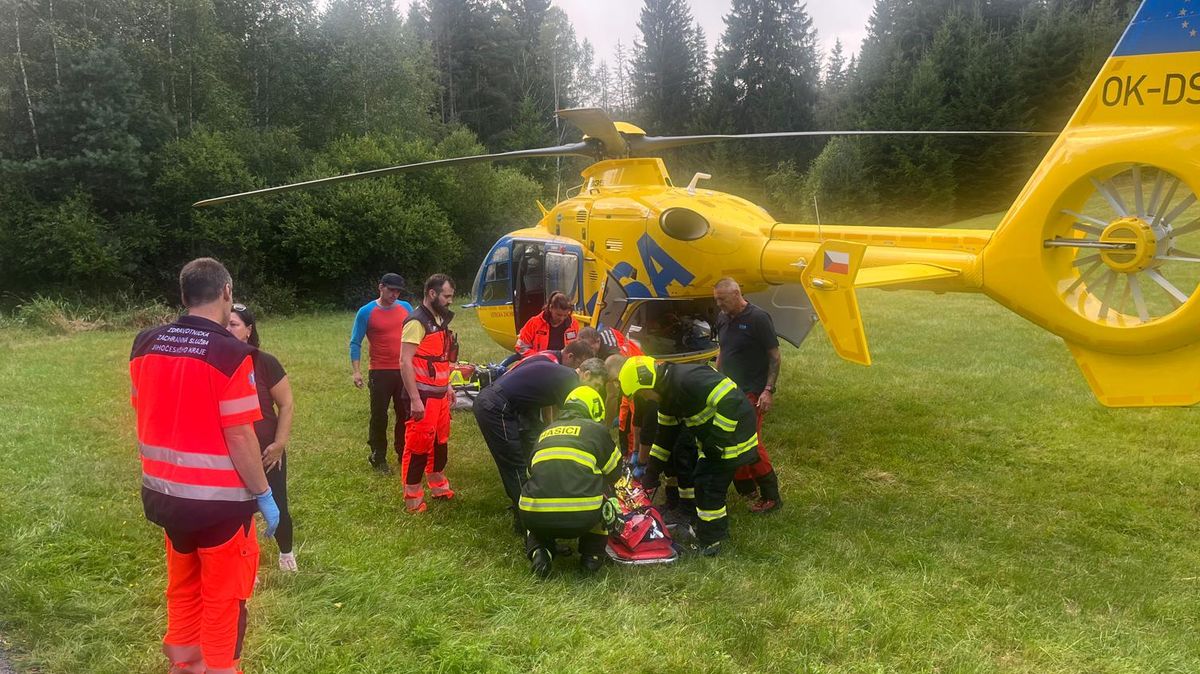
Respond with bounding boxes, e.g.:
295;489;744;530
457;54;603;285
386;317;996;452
604;466;681;565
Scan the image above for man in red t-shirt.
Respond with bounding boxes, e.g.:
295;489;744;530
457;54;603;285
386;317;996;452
350;273;414;474
130;258;280;674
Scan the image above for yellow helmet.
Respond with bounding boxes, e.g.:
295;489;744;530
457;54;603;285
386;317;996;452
618;356;657;397
564;385;606;423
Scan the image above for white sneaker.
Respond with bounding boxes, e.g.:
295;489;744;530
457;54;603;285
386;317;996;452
278;552;298;572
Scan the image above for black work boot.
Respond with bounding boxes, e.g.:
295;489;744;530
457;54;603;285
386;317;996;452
529;547;553;579
369;455;392;475
580;554;605;574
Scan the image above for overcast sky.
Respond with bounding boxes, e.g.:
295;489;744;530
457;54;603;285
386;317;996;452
391;1;876;64
551;0;875;63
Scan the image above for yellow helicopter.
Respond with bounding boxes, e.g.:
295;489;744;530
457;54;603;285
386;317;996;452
197;0;1200;408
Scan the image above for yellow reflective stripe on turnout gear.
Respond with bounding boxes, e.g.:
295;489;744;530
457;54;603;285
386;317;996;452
720;433;759;460
678;487;695;499
657;412;679;426
601;448;621;474
649;444;671;461
684;378;737;426
713;412;737;432
696;505;727;521
707;378;737;408
518;495;605;512
531;447;600;474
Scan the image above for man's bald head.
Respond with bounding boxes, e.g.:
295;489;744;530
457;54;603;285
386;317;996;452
713;277;746;315
715;278;740;294
604;354;626;382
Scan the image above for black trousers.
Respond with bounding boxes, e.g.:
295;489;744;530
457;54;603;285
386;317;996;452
473;386;536;507
693;456;740;546
368;369;408;465
663;429;698;510
524;525;608;558
266;452;293;554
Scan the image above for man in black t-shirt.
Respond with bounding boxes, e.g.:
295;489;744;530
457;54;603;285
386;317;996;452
473;340;599;531
713;278;783;514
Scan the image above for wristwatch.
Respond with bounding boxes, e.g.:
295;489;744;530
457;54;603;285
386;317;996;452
764;384;776;393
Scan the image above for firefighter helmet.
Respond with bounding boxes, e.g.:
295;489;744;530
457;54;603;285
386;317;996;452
563;385;606;423
618;356;657;397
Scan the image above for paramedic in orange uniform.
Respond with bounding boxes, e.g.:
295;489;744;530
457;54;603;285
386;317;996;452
129;257;280;674
514;291;580;358
399;274;459;513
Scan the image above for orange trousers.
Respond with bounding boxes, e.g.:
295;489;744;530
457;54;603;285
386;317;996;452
734;391;774;481
402;394;452;507
163;522;258;674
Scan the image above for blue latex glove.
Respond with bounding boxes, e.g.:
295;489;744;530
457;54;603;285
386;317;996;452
256;488;280;538
632;463;647;481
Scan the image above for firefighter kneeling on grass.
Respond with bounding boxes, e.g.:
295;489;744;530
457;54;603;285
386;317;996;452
616;355;759;556
519;385;621;578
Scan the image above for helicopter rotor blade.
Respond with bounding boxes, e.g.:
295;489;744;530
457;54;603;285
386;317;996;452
628;129;1058;154
193;141;597;208
556;108;628;157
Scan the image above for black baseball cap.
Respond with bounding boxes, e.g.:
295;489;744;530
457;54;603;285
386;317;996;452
380;273;406;289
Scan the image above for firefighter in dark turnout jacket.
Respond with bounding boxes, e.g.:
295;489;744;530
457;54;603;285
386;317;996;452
519;385;620;577
618;356;758;556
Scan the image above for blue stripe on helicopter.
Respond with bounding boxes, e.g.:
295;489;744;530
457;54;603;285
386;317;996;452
1112;0;1200;56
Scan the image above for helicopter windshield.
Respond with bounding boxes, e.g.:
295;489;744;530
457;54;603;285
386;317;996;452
472;237;514;307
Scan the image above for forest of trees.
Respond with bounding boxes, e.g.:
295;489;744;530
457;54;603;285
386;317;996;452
0;0;1139;308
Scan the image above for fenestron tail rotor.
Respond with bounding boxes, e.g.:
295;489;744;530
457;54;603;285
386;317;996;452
1045;164;1200;327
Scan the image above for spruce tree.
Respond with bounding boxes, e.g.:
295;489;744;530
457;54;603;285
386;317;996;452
631;0;706;134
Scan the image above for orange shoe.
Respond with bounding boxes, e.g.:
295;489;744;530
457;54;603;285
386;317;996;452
406;501;427;514
428;472;454;500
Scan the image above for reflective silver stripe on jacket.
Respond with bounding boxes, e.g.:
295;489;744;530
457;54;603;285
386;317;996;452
218;394;259;416
140;443;235;470
142;474;255;501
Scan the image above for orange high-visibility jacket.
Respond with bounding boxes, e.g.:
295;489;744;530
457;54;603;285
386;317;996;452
515;311;580;356
407;305;457;399
130;315;263;531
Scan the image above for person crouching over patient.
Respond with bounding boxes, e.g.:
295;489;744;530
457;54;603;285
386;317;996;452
519;385;620;577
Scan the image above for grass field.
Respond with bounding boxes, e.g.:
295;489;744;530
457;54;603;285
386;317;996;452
2;286;1200;673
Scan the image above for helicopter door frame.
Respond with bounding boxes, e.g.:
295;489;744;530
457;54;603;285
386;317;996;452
512;239;585;331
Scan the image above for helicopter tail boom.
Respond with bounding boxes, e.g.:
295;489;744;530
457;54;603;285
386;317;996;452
760;223;987;293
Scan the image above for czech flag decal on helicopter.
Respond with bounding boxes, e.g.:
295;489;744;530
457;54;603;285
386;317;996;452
823;250;851;275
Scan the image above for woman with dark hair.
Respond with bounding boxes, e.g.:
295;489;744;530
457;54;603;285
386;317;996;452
227;303;298;571
513;290;580;359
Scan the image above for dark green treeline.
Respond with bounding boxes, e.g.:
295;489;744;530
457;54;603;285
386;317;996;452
0;0;1137;308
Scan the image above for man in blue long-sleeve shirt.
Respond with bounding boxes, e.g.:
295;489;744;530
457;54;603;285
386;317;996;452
350;273;413;474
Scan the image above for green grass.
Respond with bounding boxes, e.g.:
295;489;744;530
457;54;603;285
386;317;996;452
2;292;1200;673
940;211;1006;230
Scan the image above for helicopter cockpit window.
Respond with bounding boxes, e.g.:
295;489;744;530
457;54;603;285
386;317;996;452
624;298;718;358
545;251;580;308
478;244;511;305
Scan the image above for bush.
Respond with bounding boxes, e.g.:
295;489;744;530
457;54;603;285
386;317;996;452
8;295;176;335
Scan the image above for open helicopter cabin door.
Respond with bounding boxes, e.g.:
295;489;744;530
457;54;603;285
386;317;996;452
743;284;819;349
512;240;585;331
